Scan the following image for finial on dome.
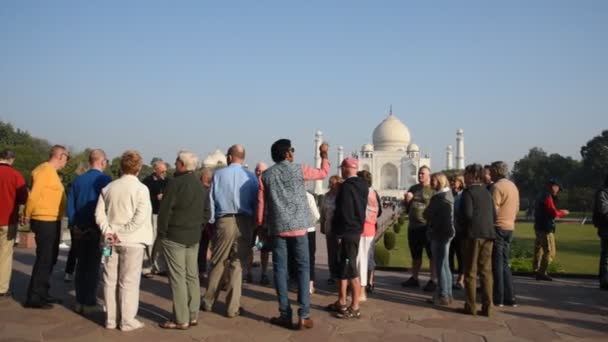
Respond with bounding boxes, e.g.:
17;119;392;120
389;104;393;116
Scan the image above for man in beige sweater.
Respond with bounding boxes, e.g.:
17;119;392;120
490;161;519;307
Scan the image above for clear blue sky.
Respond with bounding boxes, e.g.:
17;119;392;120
1;0;607;170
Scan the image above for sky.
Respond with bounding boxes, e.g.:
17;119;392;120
1;0;607;171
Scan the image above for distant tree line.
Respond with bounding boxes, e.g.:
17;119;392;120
512;130;608;212
0;121;166;188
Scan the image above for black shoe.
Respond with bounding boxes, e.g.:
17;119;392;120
366;283;374;294
536;274;553;281
0;291;12;298
45;296;63;304
423;280;437;292
401;277;420;288
270;316;294;330
24;301;54;310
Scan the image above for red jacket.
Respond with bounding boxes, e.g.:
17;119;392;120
0;163;28;225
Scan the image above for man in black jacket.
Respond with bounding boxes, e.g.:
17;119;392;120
328;158;368;319
459;164;496;317
593;174;608;290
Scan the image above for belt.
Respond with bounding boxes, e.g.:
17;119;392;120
219;213;246;218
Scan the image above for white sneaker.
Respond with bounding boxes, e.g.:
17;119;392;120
106;321;117;330
121;319;145;332
64;273;74;282
59;242;70;250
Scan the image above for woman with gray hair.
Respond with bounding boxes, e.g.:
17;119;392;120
158;150;210;330
95;150;153;331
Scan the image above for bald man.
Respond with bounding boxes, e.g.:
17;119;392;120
24;145;70;309
202;144;258;318
142;160;169;277
66;149;112;314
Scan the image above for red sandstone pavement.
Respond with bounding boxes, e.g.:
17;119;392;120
1;234;608;341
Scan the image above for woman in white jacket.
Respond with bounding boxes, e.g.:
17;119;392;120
95;150;153;331
306;191;321;294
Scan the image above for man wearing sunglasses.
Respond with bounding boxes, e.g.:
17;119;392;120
257;139;330;330
23;145;70;309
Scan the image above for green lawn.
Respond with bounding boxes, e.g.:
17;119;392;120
375;222;601;275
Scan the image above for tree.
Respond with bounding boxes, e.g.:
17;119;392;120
512;147;581;202
580;130;608;188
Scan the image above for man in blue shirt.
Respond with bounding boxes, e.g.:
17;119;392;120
66;149;112;315
202;144;258;318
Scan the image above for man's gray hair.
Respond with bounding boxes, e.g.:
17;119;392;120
491;161;509;178
178;150;198;171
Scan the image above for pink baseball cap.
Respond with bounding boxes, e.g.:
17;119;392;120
341;157;359;169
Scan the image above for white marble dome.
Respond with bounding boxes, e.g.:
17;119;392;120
372;113;411;151
361;143;374;152
407;143;420;152
203;149;227;167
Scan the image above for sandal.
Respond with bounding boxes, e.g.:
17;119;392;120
159;320;189;330
336;306;361;319
325;301;347;313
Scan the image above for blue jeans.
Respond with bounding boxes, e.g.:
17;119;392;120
599;234;608;288
493;228;515;304
431;239;452;299
272;234;310;319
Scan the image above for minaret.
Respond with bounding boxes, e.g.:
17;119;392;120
313;130;323;195
456;129;465;170
337;145;344;177
446;145;454;170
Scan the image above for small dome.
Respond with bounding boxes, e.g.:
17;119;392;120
361;144;374;152
315;130;323;137
372;112;411;151
203;149;227;167
407;143;420;152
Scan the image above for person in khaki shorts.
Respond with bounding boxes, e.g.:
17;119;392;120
202;144;258;318
0;149;28;298
533;178;569;281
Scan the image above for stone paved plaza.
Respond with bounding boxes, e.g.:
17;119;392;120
1;232;608;342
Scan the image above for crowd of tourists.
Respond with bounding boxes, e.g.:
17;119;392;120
1;143;607;332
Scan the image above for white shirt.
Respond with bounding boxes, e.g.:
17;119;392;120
95;174;154;247
306;192;321;232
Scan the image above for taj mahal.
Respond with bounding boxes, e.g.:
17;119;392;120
313;108;465;199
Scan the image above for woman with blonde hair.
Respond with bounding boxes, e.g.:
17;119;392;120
450;174;466;289
424;172;455;305
95;150;154;331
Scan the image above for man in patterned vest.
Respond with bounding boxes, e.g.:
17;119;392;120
257;139;330;330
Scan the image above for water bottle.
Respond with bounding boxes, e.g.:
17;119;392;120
255;239;265;251
101;237;113;264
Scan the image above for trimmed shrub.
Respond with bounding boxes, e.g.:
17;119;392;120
384;231;396;251
375;244;390;266
393;223;402;234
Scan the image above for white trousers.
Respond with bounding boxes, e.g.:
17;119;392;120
103;246;144;329
357;236;374;286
